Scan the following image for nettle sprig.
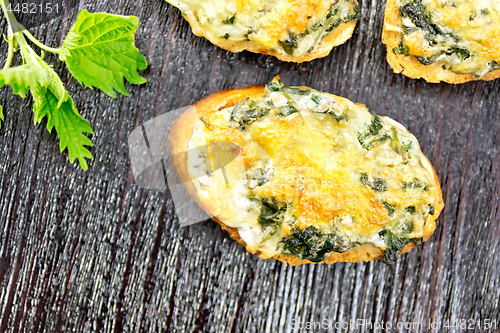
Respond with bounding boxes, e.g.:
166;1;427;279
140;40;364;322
0;1;147;169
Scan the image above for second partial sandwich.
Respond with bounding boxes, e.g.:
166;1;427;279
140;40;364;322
383;0;500;83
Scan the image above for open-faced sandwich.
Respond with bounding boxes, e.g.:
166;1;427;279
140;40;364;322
169;77;444;265
165;0;360;62
382;0;500;83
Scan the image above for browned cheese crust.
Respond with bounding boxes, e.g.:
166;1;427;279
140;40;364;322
382;0;500;84
169;85;444;265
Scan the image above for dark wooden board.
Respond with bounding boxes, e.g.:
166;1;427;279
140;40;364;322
0;0;499;332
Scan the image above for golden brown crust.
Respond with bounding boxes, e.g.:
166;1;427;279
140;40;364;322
169;84;444;265
382;0;500;83
174;8;357;63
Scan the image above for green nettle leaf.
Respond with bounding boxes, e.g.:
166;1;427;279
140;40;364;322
59;10;147;98
23;47;66;104
32;86;93;170
0;105;4;129
0;65;38;97
0;6;146;169
16;46;94;169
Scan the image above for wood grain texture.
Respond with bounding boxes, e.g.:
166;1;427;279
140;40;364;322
0;0;499;332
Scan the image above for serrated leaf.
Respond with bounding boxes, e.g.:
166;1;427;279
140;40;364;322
59;10;147;98
32;86;93;170
13;44;94;169
0;65;38;97
23;46;67;106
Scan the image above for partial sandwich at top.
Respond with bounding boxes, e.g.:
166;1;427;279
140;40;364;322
165;0;360;62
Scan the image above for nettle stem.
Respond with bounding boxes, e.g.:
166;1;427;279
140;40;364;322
21;28;60;54
0;0;21;33
0;0;18;68
0;0;60;60
3;34;13;68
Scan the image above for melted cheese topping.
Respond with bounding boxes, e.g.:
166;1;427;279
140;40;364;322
167;0;359;57
397;0;500;76
186;78;441;260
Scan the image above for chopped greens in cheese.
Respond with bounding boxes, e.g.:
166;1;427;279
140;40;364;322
166;0;360;58
394;0;500;77
187;77;442;264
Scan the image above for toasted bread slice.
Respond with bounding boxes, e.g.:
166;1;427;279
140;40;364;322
169;78;444;265
382;0;500;83
166;0;360;62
